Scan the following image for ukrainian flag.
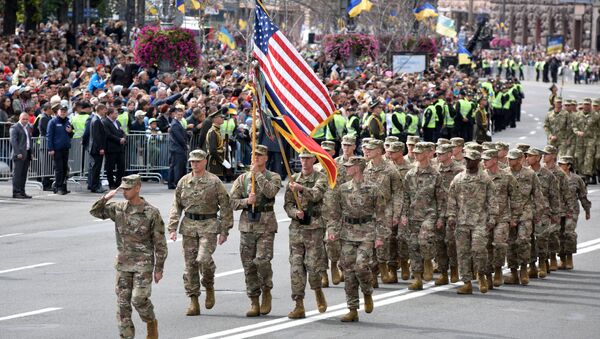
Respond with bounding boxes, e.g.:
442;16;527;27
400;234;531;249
436;15;456;38
347;0;373;18
176;0;185;14
217;27;236;49
413;3;438;21
458;44;472;65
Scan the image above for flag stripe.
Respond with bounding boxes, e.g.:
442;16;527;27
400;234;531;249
263;79;312;133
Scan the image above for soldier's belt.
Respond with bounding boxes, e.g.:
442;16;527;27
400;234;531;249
243;206;274;213
344;216;373;224
185;212;218;221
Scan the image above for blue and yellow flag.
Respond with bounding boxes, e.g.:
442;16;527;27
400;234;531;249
239;18;248;30
176;0;185;14
413;3;438;21
217;27;236;49
436;14;457;38
347;0;373;18
458;43;472;65
191;0;202;10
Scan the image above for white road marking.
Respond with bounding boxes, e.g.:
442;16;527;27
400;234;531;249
534;117;539;121
588;190;597;194
0;233;24;239
192;237;600;339
215;269;245;278
0;307;62;322
0;262;55;275
519;136;527;140
529;131;536;135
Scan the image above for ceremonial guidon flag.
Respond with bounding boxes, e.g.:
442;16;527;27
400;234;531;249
252;0;337;187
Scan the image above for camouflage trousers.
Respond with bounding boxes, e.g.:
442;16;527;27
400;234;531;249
325;238;341;269
115;270;155;339
530;215;552;263
560;214;579;254
289;228;326;300
455;223;488;282
574;144;586;174
445;222;458;269
404;219;436;273
507;220;533;268
582;143;597;176
240;231;275;298
182;234;217;297
485;222;509;272
558;142;574;158
340;240;374;309
434;224;451;272
548;217;562;254
388;224;409;269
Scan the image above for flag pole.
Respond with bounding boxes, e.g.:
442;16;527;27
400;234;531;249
251;96;257;210
274;128;301;209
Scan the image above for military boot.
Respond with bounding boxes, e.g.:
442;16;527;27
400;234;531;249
400;259;410;281
378;263;390;283
591;175;597;185
493;267;504;287
408;272;423;290
457;281;473;294
434;271;449;286
341;308;359;322
504;268;519;285
260;288;272;315
566;254;574;269
287;299;305;319
331;261;341;285
364;293;374;313
205;287;215;309
423;259;434;281
528;263;538;279
186;296;200;316
558;254;567;269
538;259;547;278
450;265;459;283
146;319;158;339
520;265;529;285
486;273;494;290
339;269;345;282
315;288;327;313
320;271;329;288
246;297;260;317
384;264;398;283
478;275;488;294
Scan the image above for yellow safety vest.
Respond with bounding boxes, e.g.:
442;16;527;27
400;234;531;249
117;112;129;134
220;118;236;137
325;113;347;140
72;113;90;138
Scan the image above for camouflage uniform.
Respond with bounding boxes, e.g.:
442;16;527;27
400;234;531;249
230;167;281;298
90;176;167;339
543;105;563;148
168;170;233;297
284;167;328;301
389;143;413;266
326;158;388;309
559;157;591;255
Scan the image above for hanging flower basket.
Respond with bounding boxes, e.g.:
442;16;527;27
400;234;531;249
490;37;513;49
322;33;379;62
134;26;200;71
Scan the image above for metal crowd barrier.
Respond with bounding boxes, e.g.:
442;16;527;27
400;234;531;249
125;132;169;181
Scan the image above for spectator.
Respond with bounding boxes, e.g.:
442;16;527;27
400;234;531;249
167;107;188;189
102;107;126;189
46;103;74;195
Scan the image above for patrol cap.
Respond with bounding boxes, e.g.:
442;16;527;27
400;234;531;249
565;99;576;105
482;141;496;150
450;137;465;147
465;142;483;153
321;141;336;152
119;174;141;189
412;142;428;154
189;149;207;161
495;141;509;150
481;149;498;160
554;97;563;103
361;138;374;147
516;143;531;152
343;156;366;170
582;98;592;104
593;99;600;106
558;156;573;165
423;142;436;151
507;149;524;160
406;135;420;145
341;135;356;146
436;138;450;145
526;148;545;157
255;144;268;156
464;149;481;161
385;136;399;144
543;145;558;155
435;144;454;154
387;141;405;153
299;149;316;158
364;139;384;150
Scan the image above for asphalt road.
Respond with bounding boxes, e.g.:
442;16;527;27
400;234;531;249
1;80;599;339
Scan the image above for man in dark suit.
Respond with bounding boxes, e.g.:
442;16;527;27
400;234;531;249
10;113;33;198
102;107;126;189
86;104;108;193
168;107;188;189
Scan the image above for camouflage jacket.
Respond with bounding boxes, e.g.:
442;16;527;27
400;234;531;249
485;168;523;223
436;161;465;219
510;166;545;221
334;155;353;185
533;166;561;219
284;170;328;230
402;164;444;222
364;159;403;224
90;197;168;273
230;170;281;233
168;172;234;236
547;165;574;217
447;171;499;226
565;172;591;216
393;161;413;180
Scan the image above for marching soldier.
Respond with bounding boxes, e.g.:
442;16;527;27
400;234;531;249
230;145;282;317
316;140;336;287
450;137;465;166
168;150;233;316
495;141;510;169
405;136;420;165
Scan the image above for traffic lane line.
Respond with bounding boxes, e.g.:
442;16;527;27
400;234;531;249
191;237;600;339
0;262;55;275
0;233;24;239
0;307;62;322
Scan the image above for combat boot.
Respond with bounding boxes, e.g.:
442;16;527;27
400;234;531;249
538;260;547;278
528;263;538;279
340;269;345;282
378;263;390;282
493;267;504;287
383;264;398;283
566;254;574;269
246;297;260;317
331;261;341;285
400;259;410;281
320;271;329;288
205;287;215;309
408;272;423;290
591;175;597;185
146;319;158;339
364;293;374;313
504;268;519;285
478;275;488;294
423;259;433;281
558;254;567;269
260;288;272;315
341;308;358;322
457;281;473;294
450;265;459;283
520;265;529;285
315;288;327;313
287;299;305;319
486;273;494;290
186;296;200;316
434;271;449;286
